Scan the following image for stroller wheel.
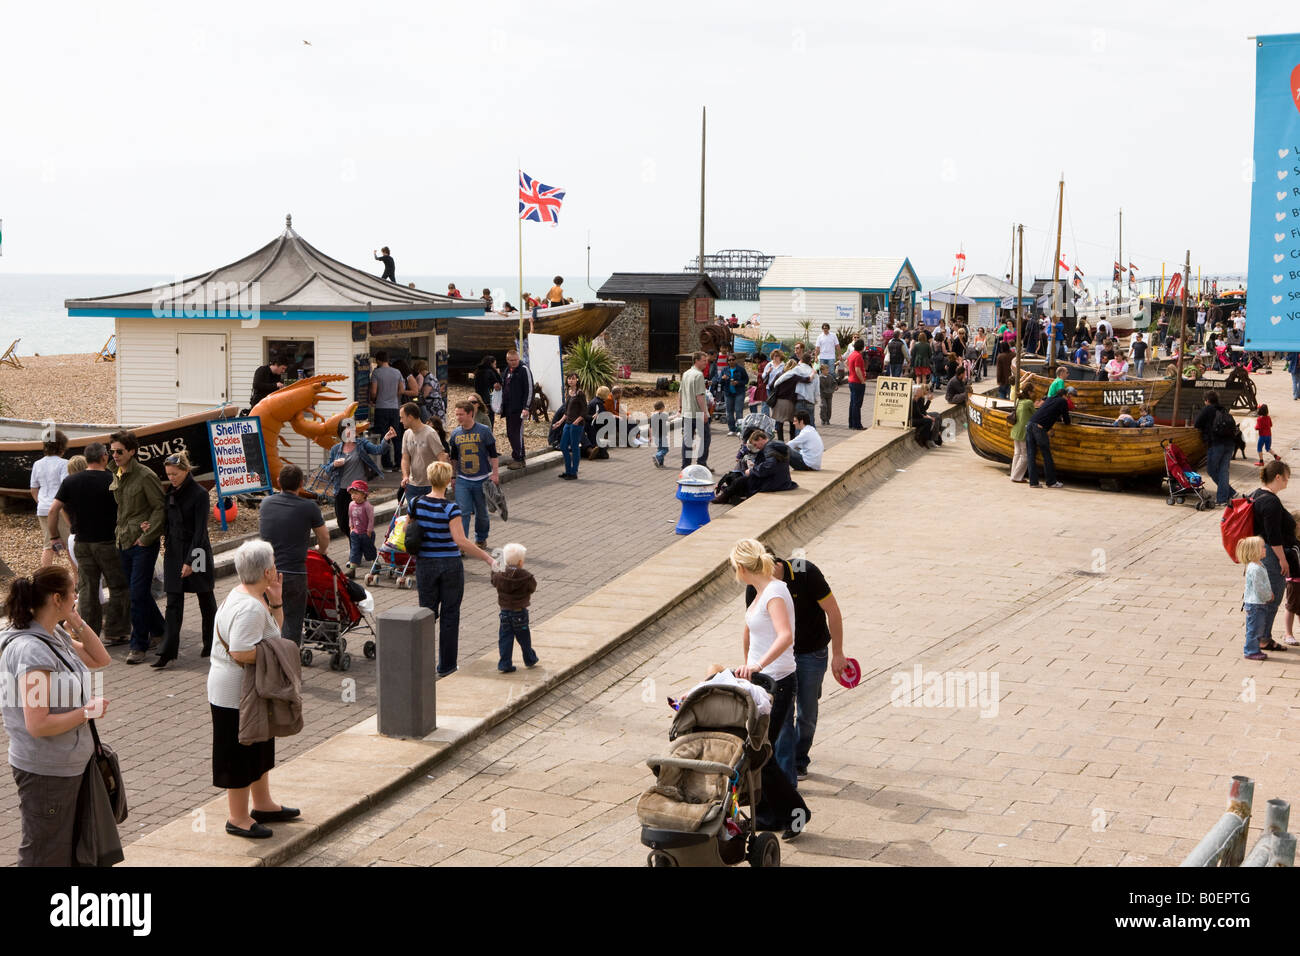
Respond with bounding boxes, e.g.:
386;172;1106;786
340;653;352;671
329;652;341;671
748;832;780;868
337;637;348;654
364;574;376;586
364;641;376;660
1166;495;1175;505
300;648;313;667
646;850;676;868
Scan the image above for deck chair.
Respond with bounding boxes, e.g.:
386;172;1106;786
95;334;117;363
0;339;22;370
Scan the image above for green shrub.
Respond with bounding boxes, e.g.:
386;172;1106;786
563;337;617;395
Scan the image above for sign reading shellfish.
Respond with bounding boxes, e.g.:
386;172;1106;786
872;376;913;428
205;417;272;517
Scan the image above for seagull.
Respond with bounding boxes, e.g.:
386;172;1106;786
303;39;312;46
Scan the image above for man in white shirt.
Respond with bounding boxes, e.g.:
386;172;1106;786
814;323;840;370
1195;307;1207;345
787;411;823;471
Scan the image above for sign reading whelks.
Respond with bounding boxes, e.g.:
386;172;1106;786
205;417;271;529
872;375;912;428
1245;33;1300;350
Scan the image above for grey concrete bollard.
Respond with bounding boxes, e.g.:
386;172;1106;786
376;606;437;737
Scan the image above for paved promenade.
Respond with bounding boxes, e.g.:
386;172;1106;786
0;390;866;860
293;368;1300;866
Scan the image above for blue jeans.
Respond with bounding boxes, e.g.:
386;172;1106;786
416;556;464;673
120;542;164;651
775;648;828;778
681;413;711;468
404;484;431;505
654;441;668;465
1262;550;1285;647
1291;369;1300;400
1245;603;1269;656
888;362;904;378
348;531;376;564
1134;360;1145;377
725;391;745;432
1026;423;1056;486
1205;442;1235;504
498;608;537;669
454;478;490;544
561;422;583;476
766;673;797;789
848;382;866;428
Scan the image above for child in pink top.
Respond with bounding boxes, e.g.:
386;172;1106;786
1255;404;1273;467
346;480;376;571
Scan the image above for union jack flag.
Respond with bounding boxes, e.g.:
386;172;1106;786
519;171;565;224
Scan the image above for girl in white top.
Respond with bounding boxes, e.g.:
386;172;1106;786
30;431;69;568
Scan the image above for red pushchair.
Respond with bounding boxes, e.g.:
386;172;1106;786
303;549;377;670
1161;439;1213;511
863;346;884;379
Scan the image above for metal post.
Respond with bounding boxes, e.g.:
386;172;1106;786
699;106;706;277
1243;798;1292;866
1180;775;1254;867
376;606;437;737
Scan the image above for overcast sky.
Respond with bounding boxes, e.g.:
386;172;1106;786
0;0;1291;284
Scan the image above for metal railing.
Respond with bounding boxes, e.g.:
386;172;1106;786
1180;776;1296;867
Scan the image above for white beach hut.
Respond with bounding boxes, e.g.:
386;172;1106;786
757;257;921;338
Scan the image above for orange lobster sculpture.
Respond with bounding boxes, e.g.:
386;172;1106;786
249;374;358;489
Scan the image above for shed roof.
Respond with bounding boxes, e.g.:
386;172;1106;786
758;257;921;292
65;215;479;315
929;273;1033;302
597;273;721;299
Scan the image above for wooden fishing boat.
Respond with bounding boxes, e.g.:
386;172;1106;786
965;393;1206;480
1019;358;1255;416
0;405;241;497
1017;362;1172;417
447;300;625;367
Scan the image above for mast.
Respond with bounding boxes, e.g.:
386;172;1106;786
1171;250;1192;426
1049;175;1064;375
1117;208;1123;309
1014;224;1024;399
698;107;706;276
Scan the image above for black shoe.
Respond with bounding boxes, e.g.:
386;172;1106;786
200;646;211;658
498;664;517;673
436;667;458;678
149;656;173;669
225;820;273;839
524;657;540;668
250;805;300;824
781;827;803;842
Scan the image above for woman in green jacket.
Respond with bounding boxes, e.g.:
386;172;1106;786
1010;384;1036;483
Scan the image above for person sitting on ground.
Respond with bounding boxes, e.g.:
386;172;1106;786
711;432;797;505
787;411;823;471
944;366;970;405
1113;406;1137;427
912;384;943;448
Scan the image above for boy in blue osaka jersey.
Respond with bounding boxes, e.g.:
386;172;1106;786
448;401;500;548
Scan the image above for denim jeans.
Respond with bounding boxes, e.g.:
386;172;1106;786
848;382;866;428
454;477;490;544
888;362;904;378
775;648;828;778
120;542;164;651
681;413;710;468
1262;550;1285;647
1245;603;1269;656
1291;370;1300;400
560;422;583;476
1205;442;1235;504
349;531;376;564
767;673;798;788
654;442;668;465
416;556;464;673
724;391;745;432
498;608;537;669
1026;423;1056;486
404;484;431;505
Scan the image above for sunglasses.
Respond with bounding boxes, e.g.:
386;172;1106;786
165;455;186;466
110;448;128;456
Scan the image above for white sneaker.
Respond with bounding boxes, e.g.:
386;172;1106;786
1048;481;1065;488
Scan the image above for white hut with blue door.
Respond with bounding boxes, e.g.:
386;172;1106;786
757;257;922;338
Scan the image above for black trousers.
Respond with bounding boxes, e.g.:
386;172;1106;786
334;488;351;533
158;590;217;662
506;409;525;462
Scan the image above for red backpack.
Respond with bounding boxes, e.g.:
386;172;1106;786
1220;493;1258;562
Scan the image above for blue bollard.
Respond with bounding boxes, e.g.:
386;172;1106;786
675;465;716;535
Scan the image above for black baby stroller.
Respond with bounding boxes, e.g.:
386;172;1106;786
302;549;377;670
638;673;781;867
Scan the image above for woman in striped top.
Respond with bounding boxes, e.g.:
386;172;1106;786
412;461;494;677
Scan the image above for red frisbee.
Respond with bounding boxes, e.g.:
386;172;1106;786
835;658;861;689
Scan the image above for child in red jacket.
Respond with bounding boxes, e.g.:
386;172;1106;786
1255;405;1273;466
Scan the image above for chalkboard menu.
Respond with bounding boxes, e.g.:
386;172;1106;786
354;353;371;422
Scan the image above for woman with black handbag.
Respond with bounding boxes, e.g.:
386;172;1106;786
152;452;216;669
1;566;118;865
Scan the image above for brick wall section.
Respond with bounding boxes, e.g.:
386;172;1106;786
679;296;714;357
602;298;648;370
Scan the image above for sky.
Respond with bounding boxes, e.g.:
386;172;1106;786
0;0;1293;285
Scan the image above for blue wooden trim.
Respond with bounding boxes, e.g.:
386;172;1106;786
892;258;923;293
759;286;894;294
68;307;473;320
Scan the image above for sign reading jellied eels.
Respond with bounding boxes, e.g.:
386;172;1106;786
873;376;913;428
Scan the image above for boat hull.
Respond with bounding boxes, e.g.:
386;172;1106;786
447;300;625;367
965;393;1206;480
1019;360;1256;417
0;406;241;497
1018;366;1172;418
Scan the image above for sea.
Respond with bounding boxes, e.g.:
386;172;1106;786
0;272;761;356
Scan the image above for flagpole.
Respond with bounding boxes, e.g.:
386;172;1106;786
517;166;524;353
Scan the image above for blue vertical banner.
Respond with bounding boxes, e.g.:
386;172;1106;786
1246;34;1300;350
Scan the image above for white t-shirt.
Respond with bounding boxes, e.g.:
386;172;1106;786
29;456;68;517
208;588;279;709
745;580;796;681
788;423;824;470
815;332;838;361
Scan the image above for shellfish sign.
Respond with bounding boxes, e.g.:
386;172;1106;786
1245;33;1300;349
872;376;913;428
206;416;272;501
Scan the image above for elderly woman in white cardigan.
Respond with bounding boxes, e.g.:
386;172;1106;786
209;540;299;839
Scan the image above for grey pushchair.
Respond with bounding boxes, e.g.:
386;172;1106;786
637;673;780;867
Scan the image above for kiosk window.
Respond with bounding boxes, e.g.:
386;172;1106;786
266;339;315;381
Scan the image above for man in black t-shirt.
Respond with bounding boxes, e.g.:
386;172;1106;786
1193;391;1237;505
744;550;846;789
46;442;129;643
258;464;329;646
374;246;396;282
250;356;288;408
